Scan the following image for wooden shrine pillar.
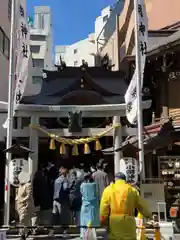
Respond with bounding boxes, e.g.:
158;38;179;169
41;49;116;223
113;116;122;174
28;116;39;179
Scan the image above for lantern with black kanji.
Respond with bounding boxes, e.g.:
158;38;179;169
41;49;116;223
3;144;33;186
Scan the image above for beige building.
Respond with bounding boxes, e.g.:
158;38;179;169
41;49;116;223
0;0;11;102
99;0;180;69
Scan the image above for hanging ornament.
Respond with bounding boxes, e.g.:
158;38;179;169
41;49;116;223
95;139;102;151
84;143;91;154
168;160;173;168
72;144;79;156
175;161;180;169
49;138;56;150
60;143;66;155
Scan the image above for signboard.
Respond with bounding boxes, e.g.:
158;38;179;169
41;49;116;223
9;158;29;186
140;184;165;212
119;158;138;184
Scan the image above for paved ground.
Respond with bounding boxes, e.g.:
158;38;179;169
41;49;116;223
6;229;180;239
6;229;107;239
6;236;180;240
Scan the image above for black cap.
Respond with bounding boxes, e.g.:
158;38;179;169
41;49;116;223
115;172;126;181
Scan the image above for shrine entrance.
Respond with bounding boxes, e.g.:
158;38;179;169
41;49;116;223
0;64;151;222
12;101;149;178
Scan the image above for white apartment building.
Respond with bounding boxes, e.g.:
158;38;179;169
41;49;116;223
56;38;96;67
25;6;53;96
0;0;11;102
55;6;112;67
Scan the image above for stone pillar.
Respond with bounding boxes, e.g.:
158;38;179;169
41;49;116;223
28;116;39;179
113;116;122;174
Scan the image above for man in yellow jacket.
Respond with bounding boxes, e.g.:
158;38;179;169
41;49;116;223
100;172;151;240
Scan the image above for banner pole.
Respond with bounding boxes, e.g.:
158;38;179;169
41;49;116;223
133;0;145;180
4;0;15;225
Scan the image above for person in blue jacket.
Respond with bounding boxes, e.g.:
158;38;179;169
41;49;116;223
49;167;70;236
80;173;100;239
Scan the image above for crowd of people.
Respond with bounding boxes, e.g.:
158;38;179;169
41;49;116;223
16;159;152;239
16;160;109;238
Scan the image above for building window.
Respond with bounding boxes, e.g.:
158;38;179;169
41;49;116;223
32;76;42;84
38;14;45;29
0;27;10;59
74;61;78;66
30;45;40;53
32;59;44;68
8;0;12;20
0;28;4;53
74;48;77;54
4;35;10;59
30;35;46;41
103;15;108;23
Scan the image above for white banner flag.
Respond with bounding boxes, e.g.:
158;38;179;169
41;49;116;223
3;0;30;128
125;0;148;124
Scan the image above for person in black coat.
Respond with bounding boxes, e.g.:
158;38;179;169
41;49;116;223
69;171;82;225
32;163;59;228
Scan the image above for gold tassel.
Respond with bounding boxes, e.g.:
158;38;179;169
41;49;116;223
72;144;79;156
84;143;91;154
49;138;56;150
60;143;66;155
95;139;102;151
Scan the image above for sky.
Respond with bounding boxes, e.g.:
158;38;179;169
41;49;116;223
27;0;116;46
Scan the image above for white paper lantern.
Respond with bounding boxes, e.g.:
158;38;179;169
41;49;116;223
119;158;138;184
9;158;29;186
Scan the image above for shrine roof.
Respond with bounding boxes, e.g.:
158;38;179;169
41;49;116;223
22;66;127;105
147;29;180;55
3;143;34;154
127;29;180;60
102;120;180;155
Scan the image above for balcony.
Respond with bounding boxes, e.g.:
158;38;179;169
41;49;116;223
88;33;95;43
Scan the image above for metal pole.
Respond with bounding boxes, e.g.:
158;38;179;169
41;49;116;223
113;116;122;174
4;0;15;225
133;0;145;180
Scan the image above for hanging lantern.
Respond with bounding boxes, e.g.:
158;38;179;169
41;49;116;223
169;207;178;218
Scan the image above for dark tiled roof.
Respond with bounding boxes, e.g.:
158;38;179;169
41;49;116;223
3;144;34;154
22;66;127;105
102;121;180;155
